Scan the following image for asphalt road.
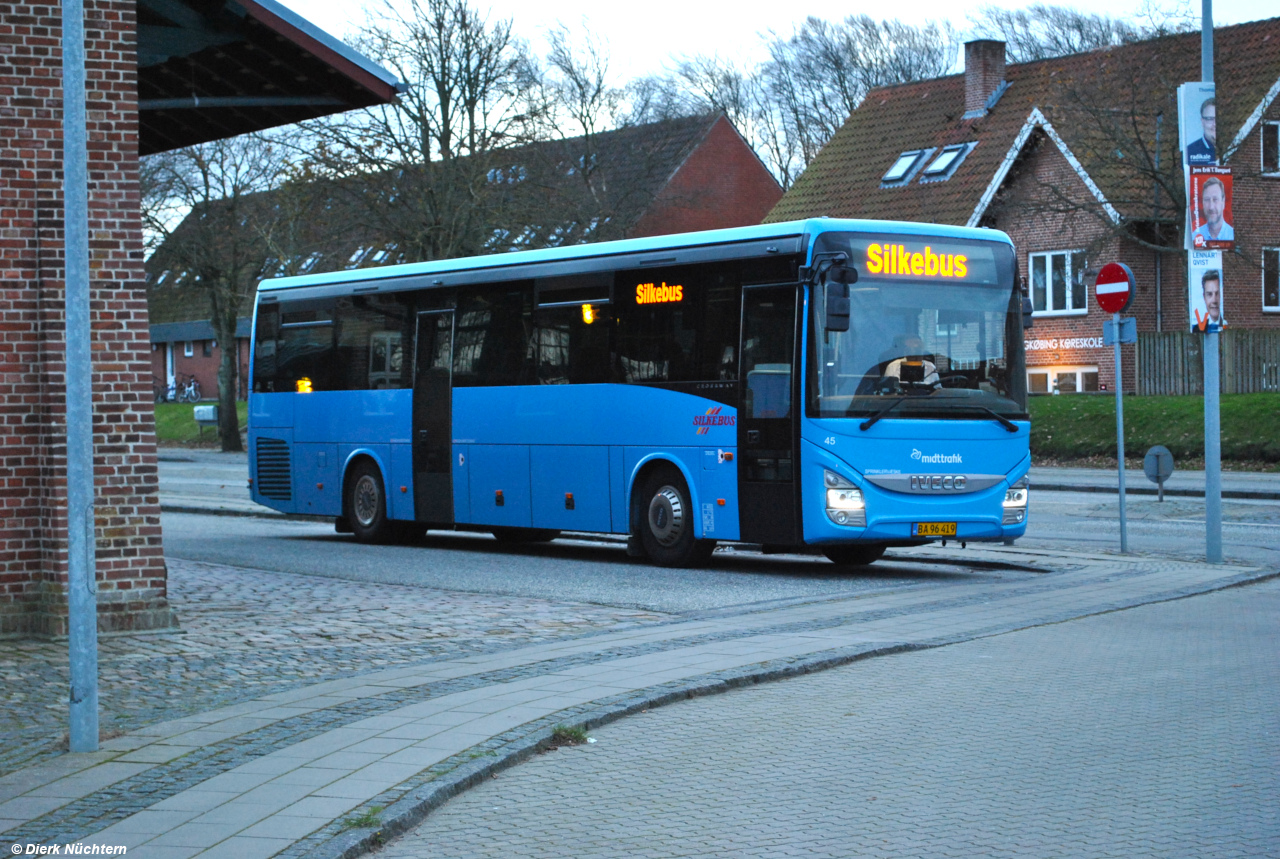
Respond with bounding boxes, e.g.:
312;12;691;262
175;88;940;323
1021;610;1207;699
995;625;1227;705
160;512;1035;614
160;491;1280;615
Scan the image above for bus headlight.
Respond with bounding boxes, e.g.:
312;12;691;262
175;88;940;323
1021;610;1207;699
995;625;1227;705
824;470;865;527
1002;477;1028;524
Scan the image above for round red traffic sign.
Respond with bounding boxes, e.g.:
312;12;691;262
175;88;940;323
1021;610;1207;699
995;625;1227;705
1095;262;1134;313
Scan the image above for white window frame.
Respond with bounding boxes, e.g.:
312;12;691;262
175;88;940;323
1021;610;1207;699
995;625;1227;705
1262;121;1280;177
1028;250;1089;316
183;341;194;357
1027;365;1100;395
918;142;977;183
880;149;932;187
1263;247;1280;313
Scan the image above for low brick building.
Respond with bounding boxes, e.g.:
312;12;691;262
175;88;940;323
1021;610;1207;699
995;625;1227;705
768;19;1280;395
1;0;400;635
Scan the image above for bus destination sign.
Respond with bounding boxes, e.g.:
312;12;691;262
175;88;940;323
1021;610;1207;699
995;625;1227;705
636;281;684;305
865;243;968;279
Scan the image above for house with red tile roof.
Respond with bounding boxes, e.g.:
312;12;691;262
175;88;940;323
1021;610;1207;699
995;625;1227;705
768;18;1280;395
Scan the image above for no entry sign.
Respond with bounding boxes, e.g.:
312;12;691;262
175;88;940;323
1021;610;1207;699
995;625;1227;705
1095;262;1135;313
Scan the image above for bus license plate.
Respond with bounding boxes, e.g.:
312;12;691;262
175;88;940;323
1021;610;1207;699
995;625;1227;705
913;522;957;537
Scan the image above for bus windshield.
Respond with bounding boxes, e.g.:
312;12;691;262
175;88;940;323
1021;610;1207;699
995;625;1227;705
808;234;1025;420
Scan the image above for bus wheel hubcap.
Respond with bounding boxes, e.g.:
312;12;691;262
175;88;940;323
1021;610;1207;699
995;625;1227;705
648;486;684;547
354;476;379;527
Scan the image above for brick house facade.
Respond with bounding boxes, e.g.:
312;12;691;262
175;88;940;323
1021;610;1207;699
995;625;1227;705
767;19;1280;395
1;0;400;635
149;321;251;402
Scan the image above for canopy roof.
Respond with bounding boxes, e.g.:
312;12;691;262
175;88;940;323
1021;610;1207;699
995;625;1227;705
137;0;403;155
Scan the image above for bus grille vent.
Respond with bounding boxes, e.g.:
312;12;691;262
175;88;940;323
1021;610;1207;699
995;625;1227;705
256;438;292;501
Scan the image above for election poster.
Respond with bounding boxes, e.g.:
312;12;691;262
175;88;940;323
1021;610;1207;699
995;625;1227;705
1188;250;1225;333
1188;166;1234;250
1178;82;1217;166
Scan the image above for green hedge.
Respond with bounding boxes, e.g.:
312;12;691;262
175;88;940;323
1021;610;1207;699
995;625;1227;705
1028;393;1280;462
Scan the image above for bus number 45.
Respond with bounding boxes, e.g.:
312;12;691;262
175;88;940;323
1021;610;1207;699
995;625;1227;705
824;437;837;446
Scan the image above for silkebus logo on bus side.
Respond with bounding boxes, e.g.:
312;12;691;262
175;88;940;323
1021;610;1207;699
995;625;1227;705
694;407;735;435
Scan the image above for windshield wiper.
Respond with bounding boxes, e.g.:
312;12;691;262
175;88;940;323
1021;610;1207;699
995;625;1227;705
972;406;1019;433
858;397;907;431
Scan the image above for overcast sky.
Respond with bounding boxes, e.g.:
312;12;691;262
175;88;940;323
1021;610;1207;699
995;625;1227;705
279;0;1275;83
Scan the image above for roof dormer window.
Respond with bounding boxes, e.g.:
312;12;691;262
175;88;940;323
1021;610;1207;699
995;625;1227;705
881;149;932;187
919;143;977;182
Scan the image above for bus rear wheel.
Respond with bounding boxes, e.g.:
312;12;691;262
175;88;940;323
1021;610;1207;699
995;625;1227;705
491;527;560;543
346;461;391;544
823;544;886;567
637;466;714;568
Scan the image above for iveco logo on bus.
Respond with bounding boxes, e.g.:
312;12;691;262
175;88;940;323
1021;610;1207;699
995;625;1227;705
910;475;968;491
694;406;735;435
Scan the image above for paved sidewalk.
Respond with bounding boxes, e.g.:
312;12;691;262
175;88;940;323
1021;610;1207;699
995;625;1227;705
0;560;667;777
1030;465;1280;498
386;578;1280;859
0;546;1272;858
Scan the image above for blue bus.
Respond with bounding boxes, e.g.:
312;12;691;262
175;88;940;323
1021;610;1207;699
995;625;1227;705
248;218;1029;567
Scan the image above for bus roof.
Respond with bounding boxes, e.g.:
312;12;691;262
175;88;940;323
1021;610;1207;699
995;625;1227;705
257;218;1013;293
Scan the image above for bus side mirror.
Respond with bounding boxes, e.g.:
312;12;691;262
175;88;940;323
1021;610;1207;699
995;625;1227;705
1022;295;1034;329
824;266;856;332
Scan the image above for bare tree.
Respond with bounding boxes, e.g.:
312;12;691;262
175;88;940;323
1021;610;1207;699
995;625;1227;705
142;134;299;451
967;3;1193;63
299;0;543;263
983;48;1187;261
761;16;957;180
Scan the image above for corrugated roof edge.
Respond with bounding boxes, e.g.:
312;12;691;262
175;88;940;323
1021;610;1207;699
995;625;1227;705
257;218;1012;293
243;0;406;93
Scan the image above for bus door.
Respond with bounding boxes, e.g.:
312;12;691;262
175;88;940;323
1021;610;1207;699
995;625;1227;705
413;310;454;524
737;285;800;545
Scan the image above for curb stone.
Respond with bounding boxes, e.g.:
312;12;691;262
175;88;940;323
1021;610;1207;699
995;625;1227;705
301;562;1280;859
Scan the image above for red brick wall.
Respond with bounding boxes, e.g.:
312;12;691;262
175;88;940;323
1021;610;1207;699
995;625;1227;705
1;0;170;636
629;116;784;238
1225;95;1280;327
989;137;1137;392
990;110;1280;395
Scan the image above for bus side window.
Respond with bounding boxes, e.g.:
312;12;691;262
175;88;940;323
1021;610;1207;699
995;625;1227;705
453;283;534;386
333;293;413;390
268;299;335;392
533;304;613;385
253;305;280;393
614;262;741;384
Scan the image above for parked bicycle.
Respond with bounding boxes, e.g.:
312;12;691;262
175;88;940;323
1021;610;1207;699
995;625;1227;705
174;372;201;403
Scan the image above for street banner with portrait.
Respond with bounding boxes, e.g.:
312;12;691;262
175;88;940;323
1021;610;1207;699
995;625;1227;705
1188;166;1234;250
1188;250;1225;333
1178;82;1217;166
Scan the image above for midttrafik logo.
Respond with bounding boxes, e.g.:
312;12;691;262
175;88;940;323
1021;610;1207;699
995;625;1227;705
910;448;963;464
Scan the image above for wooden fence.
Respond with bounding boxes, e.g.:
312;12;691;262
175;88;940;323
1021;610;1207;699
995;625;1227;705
1137;329;1280;395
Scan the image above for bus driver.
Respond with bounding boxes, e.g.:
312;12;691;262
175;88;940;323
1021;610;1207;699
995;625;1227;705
884;335;940;387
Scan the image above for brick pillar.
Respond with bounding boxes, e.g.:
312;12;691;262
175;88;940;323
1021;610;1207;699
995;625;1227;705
1;0;171;636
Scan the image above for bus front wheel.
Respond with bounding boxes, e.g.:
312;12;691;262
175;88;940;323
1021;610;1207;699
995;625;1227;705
637;466;714;568
346;461;391;543
823;544;886;567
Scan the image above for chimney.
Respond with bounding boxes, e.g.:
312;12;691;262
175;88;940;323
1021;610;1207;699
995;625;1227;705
964;40;1006;118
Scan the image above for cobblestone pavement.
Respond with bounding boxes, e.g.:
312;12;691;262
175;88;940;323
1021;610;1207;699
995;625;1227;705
0;559;668;776
0;551;1271;857
382;578;1280;859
